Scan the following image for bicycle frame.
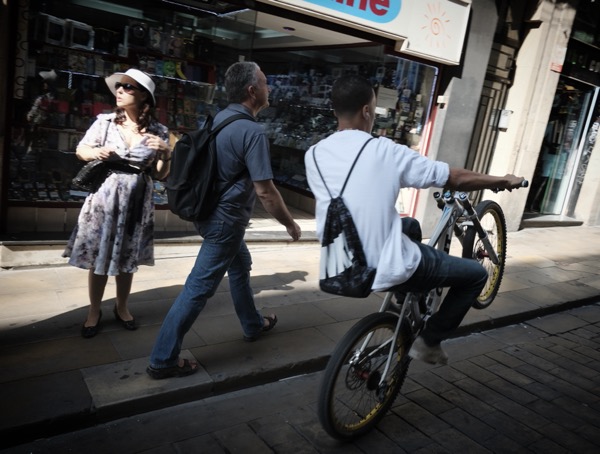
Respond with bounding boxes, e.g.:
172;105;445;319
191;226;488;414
366;190;496;387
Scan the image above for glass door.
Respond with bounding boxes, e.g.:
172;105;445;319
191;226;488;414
526;77;599;215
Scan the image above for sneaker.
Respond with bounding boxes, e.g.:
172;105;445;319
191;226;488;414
408;336;448;365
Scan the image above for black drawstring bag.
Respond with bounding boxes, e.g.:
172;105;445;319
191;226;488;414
312;138;376;298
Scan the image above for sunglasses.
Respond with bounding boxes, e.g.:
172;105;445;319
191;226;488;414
115;82;142;93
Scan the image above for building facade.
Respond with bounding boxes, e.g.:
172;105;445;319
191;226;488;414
0;0;598;238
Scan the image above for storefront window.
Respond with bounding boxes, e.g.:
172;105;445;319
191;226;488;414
4;0;438;226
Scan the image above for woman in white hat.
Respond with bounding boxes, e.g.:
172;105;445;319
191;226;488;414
63;68;172;338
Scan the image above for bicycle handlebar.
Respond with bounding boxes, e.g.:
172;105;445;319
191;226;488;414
492;179;529;193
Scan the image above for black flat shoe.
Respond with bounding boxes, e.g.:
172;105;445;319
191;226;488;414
113;305;137;331
81;310;102;338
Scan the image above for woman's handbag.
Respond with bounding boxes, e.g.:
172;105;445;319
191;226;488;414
71;119;111;193
71;160;111;193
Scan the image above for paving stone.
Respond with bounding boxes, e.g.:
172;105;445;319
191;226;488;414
392;401;451;437
560;332;600;351
504;345;558;372
552;396;600;426
575;424;600;445
521;381;564;401
484;362;536;388
431;426;491;453
479;409;544;446
526;436;571;454
452;377;506;407
0;370;91;434
404;387;456;415
527;399;586;430
570;304;600;323
527;313;590;334
409;370;458;395
570;326;600;340
479;433;530;453
430;364;468;383
174;434;227;453
353;428;409;453
490;397;551;430
378;412;436;452
212;424;272;453
438;407;496;444
449;360;499;383
248;413;313;450
483;322;547;345
439;387;496;418
535;422;599;453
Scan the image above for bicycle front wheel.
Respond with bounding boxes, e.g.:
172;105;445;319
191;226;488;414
462;200;507;309
318;312;412;441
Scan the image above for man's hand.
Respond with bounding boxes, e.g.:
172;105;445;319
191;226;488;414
503;174;527;191
287;222;301;241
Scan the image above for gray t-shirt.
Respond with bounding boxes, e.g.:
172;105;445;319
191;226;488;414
211;104;273;227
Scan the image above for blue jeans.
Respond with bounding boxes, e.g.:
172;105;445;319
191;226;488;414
149;220;264;369
394;218;488;345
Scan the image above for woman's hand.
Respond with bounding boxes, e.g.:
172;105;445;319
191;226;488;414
95;147;117;161
145;134;171;161
76;144;117;162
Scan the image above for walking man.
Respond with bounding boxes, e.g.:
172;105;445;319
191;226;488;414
147;61;301;379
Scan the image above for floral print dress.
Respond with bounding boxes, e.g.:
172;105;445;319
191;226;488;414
63;113;168;276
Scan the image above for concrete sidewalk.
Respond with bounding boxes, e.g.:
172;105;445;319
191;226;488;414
1;215;599;447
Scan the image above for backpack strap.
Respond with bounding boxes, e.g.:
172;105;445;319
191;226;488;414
209;112;255;200
312;137;374;198
209;113;254;135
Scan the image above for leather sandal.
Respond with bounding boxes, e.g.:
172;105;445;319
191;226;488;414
244;314;278;342
146;359;199;380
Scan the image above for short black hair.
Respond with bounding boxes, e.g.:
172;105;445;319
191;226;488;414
331;75;374;117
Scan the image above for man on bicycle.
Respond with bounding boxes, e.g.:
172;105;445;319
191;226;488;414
305;75;525;365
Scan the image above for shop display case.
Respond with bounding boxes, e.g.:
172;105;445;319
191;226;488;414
5;1;438;232
8;9;217;207
257;55;438;201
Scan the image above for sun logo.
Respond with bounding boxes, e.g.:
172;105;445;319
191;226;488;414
422;2;451;48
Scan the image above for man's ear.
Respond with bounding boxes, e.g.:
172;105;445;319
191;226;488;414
363;105;371;120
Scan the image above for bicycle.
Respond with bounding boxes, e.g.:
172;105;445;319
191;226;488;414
317;183;528;440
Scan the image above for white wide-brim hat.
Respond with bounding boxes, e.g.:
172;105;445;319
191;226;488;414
105;68;156;106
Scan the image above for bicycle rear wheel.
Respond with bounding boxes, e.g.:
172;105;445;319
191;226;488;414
318;312;412;441
462;200;507;309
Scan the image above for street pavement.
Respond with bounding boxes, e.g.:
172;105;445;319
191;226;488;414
5;304;600;453
1;208;600;451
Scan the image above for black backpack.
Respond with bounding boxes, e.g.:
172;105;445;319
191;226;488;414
312;137;376;298
166;113;253;222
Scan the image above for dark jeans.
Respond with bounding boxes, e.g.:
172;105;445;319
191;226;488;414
394;218;488;345
149;219;264;369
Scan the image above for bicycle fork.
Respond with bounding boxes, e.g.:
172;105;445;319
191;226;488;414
349;293;417;396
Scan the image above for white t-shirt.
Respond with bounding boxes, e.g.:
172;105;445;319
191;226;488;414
305;130;449;291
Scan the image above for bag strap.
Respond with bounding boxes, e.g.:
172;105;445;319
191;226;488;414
209;113;255;135
208;112;255;199
312;136;374;199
